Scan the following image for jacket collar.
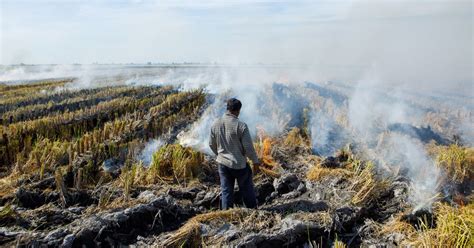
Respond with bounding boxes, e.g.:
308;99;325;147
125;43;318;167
225;111;238;119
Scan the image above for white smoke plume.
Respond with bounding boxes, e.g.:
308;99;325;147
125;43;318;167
138;139;165;167
346;69;444;209
174;68;296;152
0;64;80;82
177;94;227;154
309;109;349;157
377;133;441;211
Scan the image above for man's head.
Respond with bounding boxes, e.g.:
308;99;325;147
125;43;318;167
227;98;242;116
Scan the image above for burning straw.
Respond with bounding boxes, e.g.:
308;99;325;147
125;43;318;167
254;128;282;178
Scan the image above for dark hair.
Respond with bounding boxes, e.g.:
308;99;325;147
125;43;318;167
226;98;242;112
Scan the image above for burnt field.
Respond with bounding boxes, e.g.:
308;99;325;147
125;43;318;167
0;73;473;247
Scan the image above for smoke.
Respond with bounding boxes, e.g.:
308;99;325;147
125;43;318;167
346;68;445;209
0;64;81;82
309;109;349;157
377;133;441;210
165;65;449;209
138;139;165;167
178;93;228;154
458;120;474;146
174;68;301;152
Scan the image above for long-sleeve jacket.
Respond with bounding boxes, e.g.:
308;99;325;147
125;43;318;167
209;112;259;169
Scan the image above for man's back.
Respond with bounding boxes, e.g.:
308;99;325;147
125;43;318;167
210;112;259;169
210;98;259;210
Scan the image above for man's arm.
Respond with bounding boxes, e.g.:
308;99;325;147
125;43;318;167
241;124;260;165
209;127;218;156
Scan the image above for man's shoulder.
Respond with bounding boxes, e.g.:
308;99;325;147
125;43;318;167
236;118;247;125
236;119;248;130
211;117;224;129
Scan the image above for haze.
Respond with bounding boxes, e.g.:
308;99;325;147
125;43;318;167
0;0;472;89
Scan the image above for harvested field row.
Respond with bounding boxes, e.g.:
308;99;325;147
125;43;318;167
0;86;175;167
1;85;172;124
0;79;85;113
0;79;71;98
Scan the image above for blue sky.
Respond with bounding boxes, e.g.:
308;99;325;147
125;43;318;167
1;0;472;86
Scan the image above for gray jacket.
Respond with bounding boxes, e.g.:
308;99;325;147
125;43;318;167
209;112;259;169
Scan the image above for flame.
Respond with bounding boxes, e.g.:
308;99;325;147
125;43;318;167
254;127;281;177
260;138;278;167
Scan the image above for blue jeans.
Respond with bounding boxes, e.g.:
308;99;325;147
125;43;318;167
218;164;257;209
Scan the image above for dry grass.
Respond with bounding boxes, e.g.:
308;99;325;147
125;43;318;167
378;215;418;241
306;165;352;181
97;187;114;210
378;202;473;247
306;156;388;206
162;209;279;247
410;202;473;248
0;174;20;198
283;127;310;148
434;144;474;183
290;211;332;227
119;163;138;200
55;168;68;207
333;236;347;248
162;209;249;247
17;138;69;177
259;166;281;178
252;127;314;178
147;144;204;184
349;161;389;206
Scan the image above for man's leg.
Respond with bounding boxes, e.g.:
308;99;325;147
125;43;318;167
218;165;235;210
236;164;257;208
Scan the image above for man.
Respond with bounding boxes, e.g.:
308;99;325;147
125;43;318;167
209;98;260;209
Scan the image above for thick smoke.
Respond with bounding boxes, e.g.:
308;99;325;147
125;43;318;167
346;71;442;209
174;68;301;153
177;93;228;154
377;133;441;210
309;110;348;157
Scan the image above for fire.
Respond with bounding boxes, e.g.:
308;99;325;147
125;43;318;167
254;127;281;177
260;138;279;167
